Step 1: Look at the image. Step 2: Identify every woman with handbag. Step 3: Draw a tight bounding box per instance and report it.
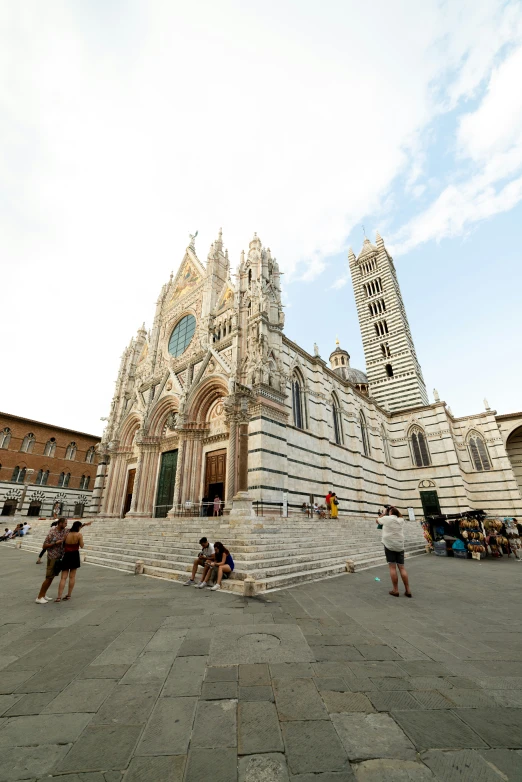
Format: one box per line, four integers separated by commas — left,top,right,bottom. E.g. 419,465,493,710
55,521,85,602
330,493,339,519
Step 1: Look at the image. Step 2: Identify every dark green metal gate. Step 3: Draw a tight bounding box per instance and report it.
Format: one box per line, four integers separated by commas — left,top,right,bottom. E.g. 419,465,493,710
155,449,178,518
420,490,441,518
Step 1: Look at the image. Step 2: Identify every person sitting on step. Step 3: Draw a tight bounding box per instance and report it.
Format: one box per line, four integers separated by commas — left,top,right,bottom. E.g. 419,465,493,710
184,537,215,586
196,541,234,591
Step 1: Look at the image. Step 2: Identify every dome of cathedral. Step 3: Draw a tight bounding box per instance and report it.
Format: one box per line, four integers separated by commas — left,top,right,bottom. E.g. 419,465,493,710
328,340,368,386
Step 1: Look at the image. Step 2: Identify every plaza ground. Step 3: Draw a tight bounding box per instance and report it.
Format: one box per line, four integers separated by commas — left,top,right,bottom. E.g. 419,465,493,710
1,546,522,781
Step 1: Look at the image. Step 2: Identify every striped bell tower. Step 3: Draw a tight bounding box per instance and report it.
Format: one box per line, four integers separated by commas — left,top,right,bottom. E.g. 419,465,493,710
348,232,428,412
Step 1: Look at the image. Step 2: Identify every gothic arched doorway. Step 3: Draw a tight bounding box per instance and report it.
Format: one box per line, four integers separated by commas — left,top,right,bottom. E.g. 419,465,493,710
506,426,522,499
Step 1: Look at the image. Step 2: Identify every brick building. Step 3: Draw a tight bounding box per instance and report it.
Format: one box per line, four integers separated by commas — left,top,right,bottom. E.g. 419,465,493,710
0,412,100,518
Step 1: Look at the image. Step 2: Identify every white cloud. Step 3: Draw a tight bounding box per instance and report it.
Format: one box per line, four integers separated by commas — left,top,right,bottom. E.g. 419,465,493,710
392,43,522,254
1,1,522,431
330,277,349,290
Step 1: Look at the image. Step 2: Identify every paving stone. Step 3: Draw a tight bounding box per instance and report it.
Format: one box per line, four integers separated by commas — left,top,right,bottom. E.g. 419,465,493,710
205,665,238,681
487,689,522,707
355,645,401,661
397,661,452,677
201,681,238,699
273,678,329,721
313,663,354,678
0,712,92,747
282,720,350,774
352,758,435,781
421,749,505,781
0,695,22,717
331,713,416,761
90,632,154,665
124,755,186,782
143,629,187,653
475,677,522,690
0,744,69,782
136,697,197,755
162,656,206,696
289,773,355,782
43,678,117,713
57,724,143,772
393,710,488,751
320,691,375,713
456,708,522,748
371,678,416,691
92,683,161,725
0,672,35,694
192,699,237,748
119,651,175,684
445,689,496,708
342,676,378,693
77,664,130,679
348,662,403,678
367,691,419,711
238,701,283,754
185,748,237,782
238,752,289,782
314,678,350,692
177,637,212,656
212,626,314,665
409,676,453,690
239,663,271,686
445,676,481,689
313,647,365,663
239,685,275,701
270,663,315,679
411,690,455,709
478,749,522,780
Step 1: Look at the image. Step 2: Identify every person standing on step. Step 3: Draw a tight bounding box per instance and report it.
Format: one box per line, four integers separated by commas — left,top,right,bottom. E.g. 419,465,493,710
330,493,339,519
196,541,234,591
213,495,222,517
184,537,215,585
377,506,412,598
325,490,333,518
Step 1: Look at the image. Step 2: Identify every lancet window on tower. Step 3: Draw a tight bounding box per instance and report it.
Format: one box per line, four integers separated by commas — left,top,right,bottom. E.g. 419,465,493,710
374,320,389,337
410,426,431,467
0,427,11,449
292,373,305,430
381,426,391,466
360,411,371,457
20,433,35,453
331,393,343,445
467,432,491,471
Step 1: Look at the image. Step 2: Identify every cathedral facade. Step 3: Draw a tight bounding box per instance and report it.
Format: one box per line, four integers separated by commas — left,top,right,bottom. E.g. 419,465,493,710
94,230,522,521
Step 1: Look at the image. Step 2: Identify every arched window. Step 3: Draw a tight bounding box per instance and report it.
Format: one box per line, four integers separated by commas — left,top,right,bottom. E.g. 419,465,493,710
44,438,56,457
385,364,394,378
0,427,11,449
64,472,71,487
332,394,343,445
80,475,91,490
292,374,304,430
468,432,491,471
85,446,95,464
381,425,391,466
410,426,431,467
20,433,35,453
360,411,371,457
65,442,77,460
58,472,65,487
12,466,26,483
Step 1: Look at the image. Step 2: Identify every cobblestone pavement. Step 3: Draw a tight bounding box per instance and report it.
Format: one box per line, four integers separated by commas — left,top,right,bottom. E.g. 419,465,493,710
1,546,522,782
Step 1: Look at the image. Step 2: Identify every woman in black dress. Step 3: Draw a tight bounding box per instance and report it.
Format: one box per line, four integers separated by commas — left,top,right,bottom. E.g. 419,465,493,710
55,521,84,602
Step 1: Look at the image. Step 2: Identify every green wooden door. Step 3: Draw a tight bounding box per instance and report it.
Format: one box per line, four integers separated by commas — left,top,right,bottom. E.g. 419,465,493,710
420,490,441,518
155,450,178,518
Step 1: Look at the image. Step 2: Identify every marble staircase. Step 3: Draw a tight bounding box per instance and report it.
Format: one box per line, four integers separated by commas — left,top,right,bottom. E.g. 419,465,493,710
5,515,427,593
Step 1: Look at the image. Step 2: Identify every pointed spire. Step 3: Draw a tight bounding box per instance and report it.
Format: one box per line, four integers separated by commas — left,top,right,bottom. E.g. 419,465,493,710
484,398,491,411
348,247,356,261
433,388,440,402
215,227,223,253
375,230,383,244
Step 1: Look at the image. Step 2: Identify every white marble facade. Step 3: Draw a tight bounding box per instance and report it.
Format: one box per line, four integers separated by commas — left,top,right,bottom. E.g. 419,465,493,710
96,231,522,520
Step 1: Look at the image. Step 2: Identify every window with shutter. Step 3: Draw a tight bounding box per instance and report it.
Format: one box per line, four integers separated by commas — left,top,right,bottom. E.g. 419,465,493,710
477,438,491,470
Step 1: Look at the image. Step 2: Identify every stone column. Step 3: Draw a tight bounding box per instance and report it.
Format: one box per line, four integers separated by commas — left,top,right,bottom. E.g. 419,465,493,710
229,395,254,520
168,437,186,517
226,417,237,502
126,446,145,517
237,421,249,492
88,459,108,516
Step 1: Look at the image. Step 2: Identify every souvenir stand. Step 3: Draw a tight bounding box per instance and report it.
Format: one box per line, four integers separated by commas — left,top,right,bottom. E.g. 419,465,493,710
424,510,521,560
423,510,487,560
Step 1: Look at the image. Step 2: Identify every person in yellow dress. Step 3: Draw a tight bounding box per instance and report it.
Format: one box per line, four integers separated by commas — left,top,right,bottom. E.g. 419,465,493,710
330,493,339,519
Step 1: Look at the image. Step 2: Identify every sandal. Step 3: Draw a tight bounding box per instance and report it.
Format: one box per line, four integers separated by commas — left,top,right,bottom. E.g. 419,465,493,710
389,591,399,597
54,598,62,602
63,595,71,601
404,592,413,598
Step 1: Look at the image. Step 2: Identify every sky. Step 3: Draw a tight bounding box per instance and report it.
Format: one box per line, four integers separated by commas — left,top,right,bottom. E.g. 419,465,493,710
1,0,521,436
